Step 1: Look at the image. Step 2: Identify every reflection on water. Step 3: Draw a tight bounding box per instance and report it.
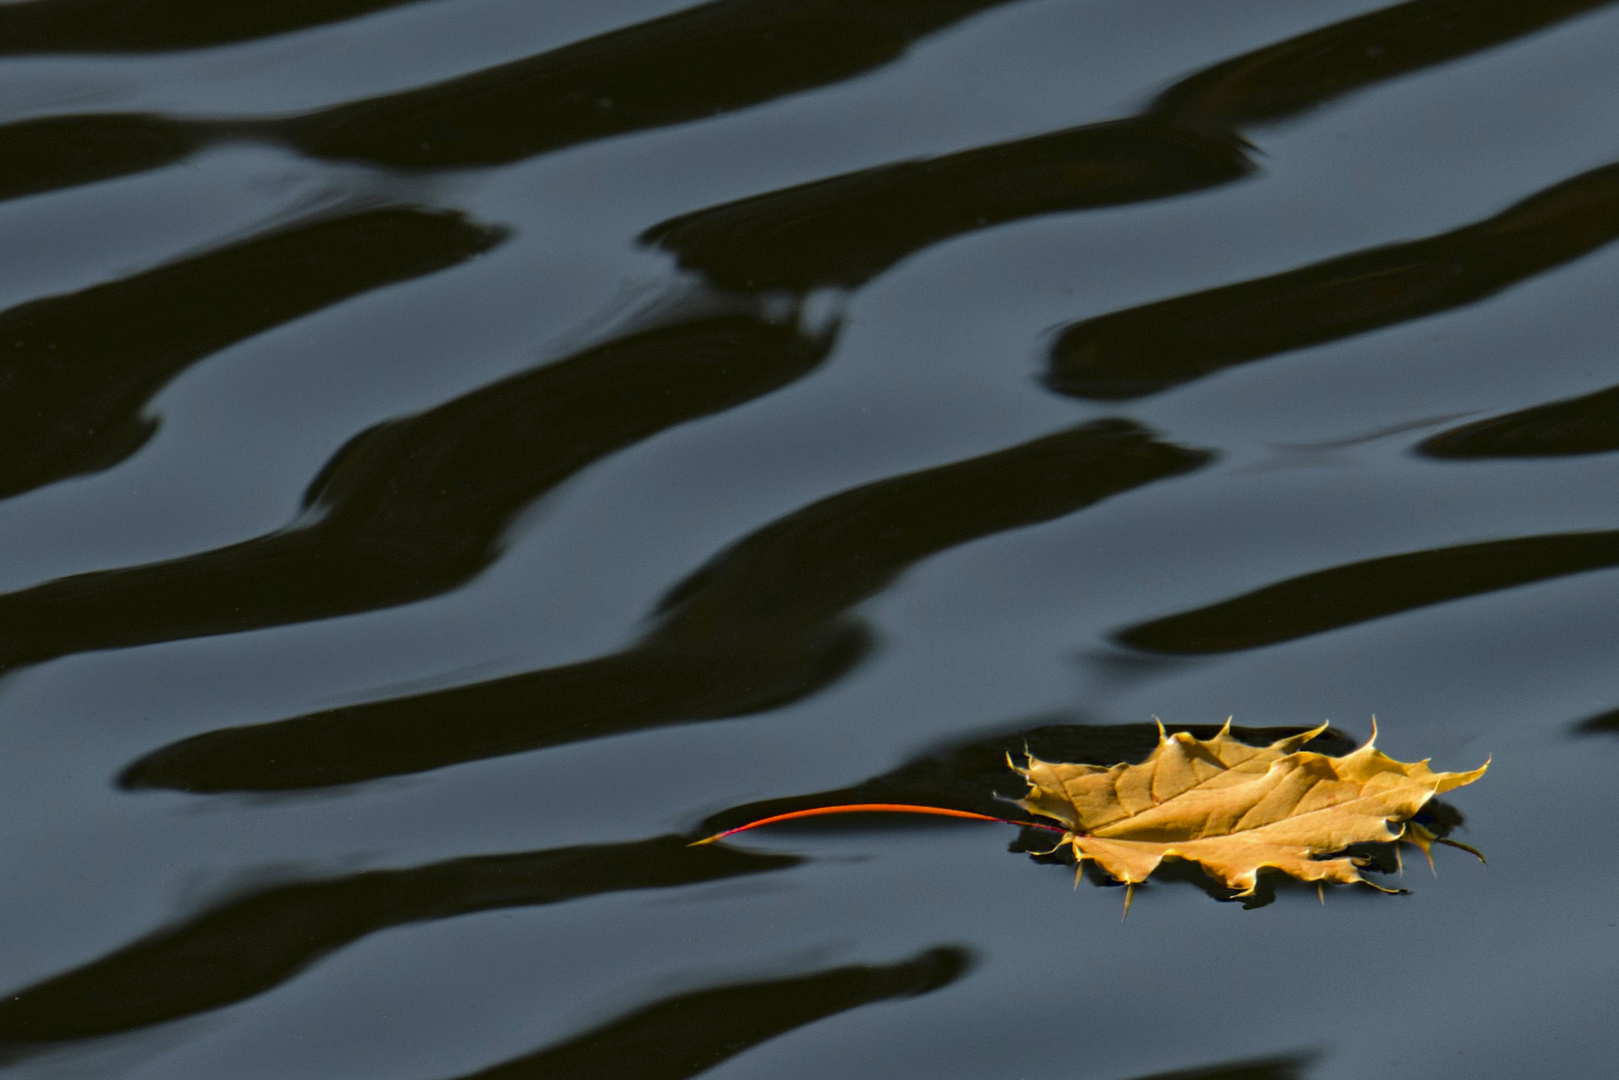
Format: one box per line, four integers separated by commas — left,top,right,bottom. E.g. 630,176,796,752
0,206,504,503
275,0,1030,169
9,0,1605,218
0,113,207,205
1117,530,1619,654
0,0,1030,204
443,946,970,1080
1048,158,1619,399
1574,706,1619,735
1149,0,1619,130
3,0,1615,1077
1128,1053,1315,1080
1418,382,1619,458
642,117,1253,292
0,314,829,670
0,0,436,55
120,419,1210,791
0,837,797,1046
646,0,1619,293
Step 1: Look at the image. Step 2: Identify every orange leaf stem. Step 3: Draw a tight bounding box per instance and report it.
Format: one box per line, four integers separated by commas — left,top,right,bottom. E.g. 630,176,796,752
690,803,1067,845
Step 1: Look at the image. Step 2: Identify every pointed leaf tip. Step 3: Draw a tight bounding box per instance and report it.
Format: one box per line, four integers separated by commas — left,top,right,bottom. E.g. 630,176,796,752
1436,836,1487,865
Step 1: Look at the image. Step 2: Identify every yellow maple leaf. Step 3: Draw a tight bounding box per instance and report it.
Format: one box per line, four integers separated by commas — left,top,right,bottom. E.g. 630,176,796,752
1014,720,1487,907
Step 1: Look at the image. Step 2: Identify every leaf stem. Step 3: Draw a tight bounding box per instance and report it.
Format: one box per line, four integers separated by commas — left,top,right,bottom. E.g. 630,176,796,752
690,803,1067,846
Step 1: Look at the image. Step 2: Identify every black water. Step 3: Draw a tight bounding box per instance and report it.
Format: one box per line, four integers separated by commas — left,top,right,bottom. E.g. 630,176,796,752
0,2,1615,1078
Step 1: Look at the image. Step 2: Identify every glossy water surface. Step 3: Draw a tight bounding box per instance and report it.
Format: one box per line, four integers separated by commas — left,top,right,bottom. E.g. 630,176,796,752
1,2,1617,1078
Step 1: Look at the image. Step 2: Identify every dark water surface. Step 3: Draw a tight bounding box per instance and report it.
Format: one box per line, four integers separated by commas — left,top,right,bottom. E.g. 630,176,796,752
1,2,1616,1077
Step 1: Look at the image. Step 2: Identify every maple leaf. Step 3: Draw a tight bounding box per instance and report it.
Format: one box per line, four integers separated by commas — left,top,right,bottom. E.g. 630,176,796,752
1014,720,1487,907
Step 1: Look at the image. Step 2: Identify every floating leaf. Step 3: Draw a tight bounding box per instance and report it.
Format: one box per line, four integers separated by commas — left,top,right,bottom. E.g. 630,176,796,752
693,720,1486,913
1015,720,1487,908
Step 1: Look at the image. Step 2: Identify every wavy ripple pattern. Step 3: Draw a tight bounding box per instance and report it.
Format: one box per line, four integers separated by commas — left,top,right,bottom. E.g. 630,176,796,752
0,3,1616,1080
